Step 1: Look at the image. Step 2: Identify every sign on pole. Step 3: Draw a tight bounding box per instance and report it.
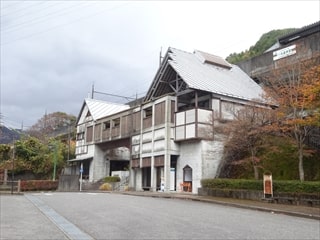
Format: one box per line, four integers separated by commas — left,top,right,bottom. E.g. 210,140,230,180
263,173,273,198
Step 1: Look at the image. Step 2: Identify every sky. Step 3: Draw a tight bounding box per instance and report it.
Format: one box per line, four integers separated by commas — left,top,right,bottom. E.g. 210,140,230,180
1,0,319,130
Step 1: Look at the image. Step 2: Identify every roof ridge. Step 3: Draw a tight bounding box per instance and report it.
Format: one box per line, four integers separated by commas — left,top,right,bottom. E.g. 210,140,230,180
85,98,128,106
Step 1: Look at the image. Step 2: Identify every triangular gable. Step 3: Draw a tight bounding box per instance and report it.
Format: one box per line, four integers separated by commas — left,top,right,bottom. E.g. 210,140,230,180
144,47,188,102
144,47,265,103
76,98,130,125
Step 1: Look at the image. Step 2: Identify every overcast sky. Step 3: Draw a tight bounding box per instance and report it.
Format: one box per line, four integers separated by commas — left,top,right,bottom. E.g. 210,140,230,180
1,0,319,130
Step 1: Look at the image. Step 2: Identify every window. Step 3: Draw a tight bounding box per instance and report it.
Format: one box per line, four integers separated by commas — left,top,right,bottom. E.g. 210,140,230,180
103,121,110,130
112,118,120,128
77,132,84,140
144,107,152,118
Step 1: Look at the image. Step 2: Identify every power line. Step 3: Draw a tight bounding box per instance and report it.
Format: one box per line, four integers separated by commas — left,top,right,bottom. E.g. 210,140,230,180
1,1,45,18
93,90,136,101
1,2,90,33
0,0,26,10
1,1,131,46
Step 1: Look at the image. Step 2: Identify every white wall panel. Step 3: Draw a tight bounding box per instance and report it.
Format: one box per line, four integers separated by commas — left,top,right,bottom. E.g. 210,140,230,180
154,128,165,140
198,109,211,123
175,126,185,140
186,124,195,138
142,132,152,142
186,109,195,123
142,142,152,153
154,140,165,151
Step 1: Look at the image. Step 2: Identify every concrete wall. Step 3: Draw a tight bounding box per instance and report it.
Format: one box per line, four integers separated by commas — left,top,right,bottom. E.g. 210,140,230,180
237,32,320,79
198,188,320,206
177,138,225,193
201,138,225,179
92,145,107,182
58,175,79,192
177,142,202,193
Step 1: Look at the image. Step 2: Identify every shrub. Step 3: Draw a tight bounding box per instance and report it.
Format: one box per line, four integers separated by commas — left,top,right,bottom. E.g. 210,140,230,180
104,176,120,183
272,180,320,193
99,183,112,191
20,180,58,191
201,178,320,193
201,178,263,191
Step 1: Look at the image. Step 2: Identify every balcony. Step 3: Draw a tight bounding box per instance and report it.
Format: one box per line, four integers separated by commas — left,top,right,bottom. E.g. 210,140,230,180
175,108,213,141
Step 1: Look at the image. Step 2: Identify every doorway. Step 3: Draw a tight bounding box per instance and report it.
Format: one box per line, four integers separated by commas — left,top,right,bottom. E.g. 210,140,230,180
183,165,192,192
142,167,151,191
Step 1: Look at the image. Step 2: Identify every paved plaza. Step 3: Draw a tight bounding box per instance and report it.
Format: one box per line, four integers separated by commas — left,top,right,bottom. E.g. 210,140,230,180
1,192,319,240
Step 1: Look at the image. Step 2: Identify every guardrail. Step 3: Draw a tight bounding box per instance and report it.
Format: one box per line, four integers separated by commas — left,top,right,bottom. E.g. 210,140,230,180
0,180,21,194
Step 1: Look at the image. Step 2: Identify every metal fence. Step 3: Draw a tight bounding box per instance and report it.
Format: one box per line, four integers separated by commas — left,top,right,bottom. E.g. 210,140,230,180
0,180,21,194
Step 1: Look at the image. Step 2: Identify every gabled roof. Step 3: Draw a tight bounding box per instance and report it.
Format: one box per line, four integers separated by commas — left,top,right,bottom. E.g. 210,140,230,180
76,98,129,125
145,47,265,102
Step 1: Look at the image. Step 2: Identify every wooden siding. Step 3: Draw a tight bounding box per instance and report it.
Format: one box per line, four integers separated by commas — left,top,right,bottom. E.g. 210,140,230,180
132,111,141,133
142,157,151,167
155,101,165,125
154,155,164,167
121,114,132,137
171,100,175,123
86,126,93,143
94,123,101,141
143,117,152,129
102,128,111,140
111,127,120,138
131,159,140,168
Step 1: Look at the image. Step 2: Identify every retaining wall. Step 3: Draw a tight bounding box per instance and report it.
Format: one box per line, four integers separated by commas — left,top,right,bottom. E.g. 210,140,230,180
198,188,320,207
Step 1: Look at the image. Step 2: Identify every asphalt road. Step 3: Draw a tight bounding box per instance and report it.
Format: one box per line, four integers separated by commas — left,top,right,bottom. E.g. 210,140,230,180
1,192,320,240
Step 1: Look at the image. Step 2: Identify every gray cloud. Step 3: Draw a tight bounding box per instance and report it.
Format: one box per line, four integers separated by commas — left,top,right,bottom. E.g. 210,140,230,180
1,1,319,129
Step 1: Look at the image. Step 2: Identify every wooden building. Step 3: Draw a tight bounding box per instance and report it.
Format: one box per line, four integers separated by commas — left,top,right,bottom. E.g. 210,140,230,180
70,47,266,193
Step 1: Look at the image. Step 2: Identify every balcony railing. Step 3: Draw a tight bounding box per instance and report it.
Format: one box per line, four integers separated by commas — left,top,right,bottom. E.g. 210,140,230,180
175,108,213,141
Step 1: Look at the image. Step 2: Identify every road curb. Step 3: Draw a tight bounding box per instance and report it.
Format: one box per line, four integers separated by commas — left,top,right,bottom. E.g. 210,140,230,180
115,191,320,221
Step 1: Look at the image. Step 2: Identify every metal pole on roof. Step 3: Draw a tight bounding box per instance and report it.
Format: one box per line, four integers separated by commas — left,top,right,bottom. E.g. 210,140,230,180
159,47,163,66
91,84,94,99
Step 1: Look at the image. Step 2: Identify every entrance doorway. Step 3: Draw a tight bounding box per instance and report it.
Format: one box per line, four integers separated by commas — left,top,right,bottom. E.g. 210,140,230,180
109,160,129,175
170,155,178,191
182,165,192,192
142,167,151,191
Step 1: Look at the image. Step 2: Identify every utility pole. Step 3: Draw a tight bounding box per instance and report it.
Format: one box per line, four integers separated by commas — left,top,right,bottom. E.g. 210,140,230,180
11,138,15,194
52,141,58,181
68,127,70,161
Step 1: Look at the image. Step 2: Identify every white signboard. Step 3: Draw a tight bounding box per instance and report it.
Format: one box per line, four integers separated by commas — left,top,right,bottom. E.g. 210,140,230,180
273,45,296,61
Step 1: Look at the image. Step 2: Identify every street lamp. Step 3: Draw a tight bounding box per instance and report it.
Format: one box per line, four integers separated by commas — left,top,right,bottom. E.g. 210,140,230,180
49,141,58,181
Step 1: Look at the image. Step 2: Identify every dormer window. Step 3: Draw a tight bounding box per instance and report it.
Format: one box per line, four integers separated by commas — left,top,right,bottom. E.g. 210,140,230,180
194,50,232,69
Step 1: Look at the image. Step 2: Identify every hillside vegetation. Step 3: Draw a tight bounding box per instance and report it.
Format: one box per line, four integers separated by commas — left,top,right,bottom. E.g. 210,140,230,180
226,28,296,64
218,136,320,181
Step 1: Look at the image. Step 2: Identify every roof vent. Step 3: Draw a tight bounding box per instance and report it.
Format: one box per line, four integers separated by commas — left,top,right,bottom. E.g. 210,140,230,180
194,50,232,69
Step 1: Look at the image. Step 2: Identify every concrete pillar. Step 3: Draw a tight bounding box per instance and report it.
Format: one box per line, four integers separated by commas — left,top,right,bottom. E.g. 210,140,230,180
93,145,107,182
4,169,8,185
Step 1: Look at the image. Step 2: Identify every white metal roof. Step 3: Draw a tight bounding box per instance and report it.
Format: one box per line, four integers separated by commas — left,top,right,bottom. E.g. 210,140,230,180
85,98,130,120
83,98,129,121
168,48,265,101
